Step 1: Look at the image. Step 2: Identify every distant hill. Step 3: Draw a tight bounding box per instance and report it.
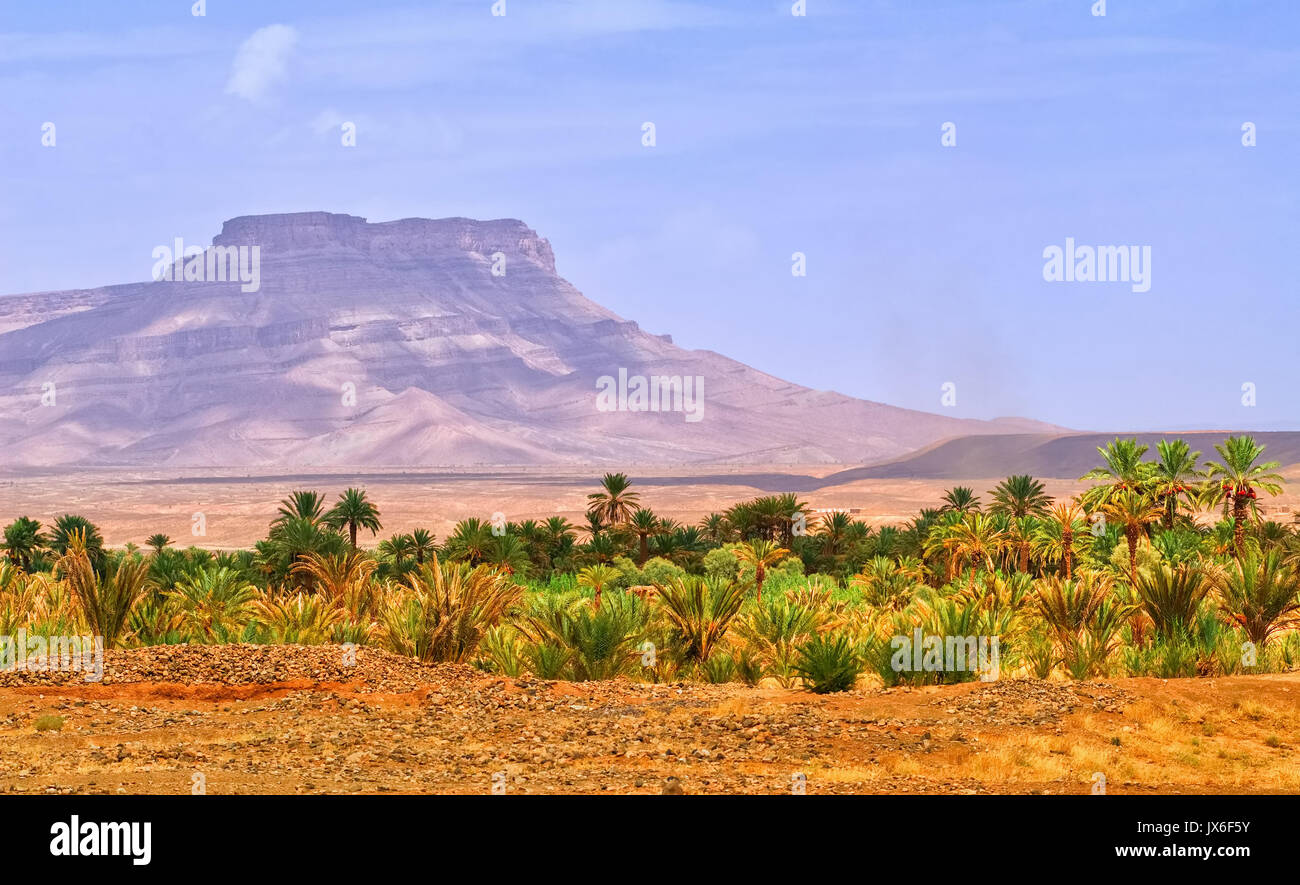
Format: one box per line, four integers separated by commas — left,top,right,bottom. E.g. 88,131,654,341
821,431,1300,483
0,211,1063,469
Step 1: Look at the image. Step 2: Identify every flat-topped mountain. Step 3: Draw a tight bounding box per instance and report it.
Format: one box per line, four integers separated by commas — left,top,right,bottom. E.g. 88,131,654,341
0,212,1061,468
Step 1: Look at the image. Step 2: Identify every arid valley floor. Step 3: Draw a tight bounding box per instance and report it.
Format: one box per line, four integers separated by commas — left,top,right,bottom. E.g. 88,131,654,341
1,645,1298,795
4,464,1298,549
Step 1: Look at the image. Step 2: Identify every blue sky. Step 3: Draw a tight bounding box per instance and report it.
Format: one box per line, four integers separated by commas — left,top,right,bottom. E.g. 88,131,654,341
2,0,1297,431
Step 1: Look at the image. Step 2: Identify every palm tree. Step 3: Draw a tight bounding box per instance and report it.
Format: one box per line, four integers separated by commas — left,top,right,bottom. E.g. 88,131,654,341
1210,551,1300,646
384,555,523,663
1080,437,1153,509
1034,502,1085,579
271,517,345,590
378,533,415,566
2,517,46,571
1006,515,1038,574
275,490,327,526
627,508,661,565
57,533,152,647
145,533,172,555
733,539,789,604
817,511,853,558
485,534,532,577
923,511,966,583
50,515,105,569
940,486,981,514
1150,439,1202,529
947,513,1004,591
1202,435,1285,558
586,473,640,527
653,575,746,666
774,493,813,546
1101,489,1163,586
699,513,730,545
170,566,258,642
443,518,494,566
325,487,382,550
577,563,622,610
409,528,437,565
988,475,1052,518
1133,563,1211,638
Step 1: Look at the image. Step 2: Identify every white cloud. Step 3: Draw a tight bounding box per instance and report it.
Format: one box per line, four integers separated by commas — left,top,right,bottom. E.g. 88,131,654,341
225,24,298,102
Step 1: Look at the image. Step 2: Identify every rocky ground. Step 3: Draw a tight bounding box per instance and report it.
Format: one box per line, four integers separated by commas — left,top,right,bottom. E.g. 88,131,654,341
0,645,1296,795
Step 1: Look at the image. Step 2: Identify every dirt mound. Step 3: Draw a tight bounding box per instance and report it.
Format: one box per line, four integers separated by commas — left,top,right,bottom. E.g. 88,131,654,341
930,679,1131,727
0,643,479,693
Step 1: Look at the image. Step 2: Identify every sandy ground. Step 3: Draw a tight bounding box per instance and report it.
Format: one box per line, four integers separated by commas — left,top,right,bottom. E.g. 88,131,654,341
1,646,1297,795
5,465,1296,549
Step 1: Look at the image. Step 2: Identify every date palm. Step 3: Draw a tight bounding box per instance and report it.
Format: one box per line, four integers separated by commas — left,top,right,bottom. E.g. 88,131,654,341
409,528,437,564
145,533,172,555
485,534,532,577
1202,435,1284,558
1151,439,1202,529
922,511,965,583
734,539,789,604
817,511,853,557
940,486,981,514
653,575,746,666
170,566,259,642
698,513,730,545
577,563,621,610
443,518,494,566
273,517,344,591
628,508,661,565
1080,437,1153,509
1210,551,1300,646
1101,490,1163,586
1033,502,1085,580
325,487,382,550
2,517,46,571
275,490,327,527
988,475,1052,518
586,472,640,527
50,514,105,566
57,533,152,647
947,513,1004,592
378,533,415,565
1006,515,1038,574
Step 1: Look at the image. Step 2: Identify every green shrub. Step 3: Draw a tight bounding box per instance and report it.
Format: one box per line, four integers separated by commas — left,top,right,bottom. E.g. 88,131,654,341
793,633,862,693
34,715,64,732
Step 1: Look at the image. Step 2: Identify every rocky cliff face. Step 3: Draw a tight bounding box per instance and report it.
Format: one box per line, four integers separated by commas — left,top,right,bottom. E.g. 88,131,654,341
0,212,1058,468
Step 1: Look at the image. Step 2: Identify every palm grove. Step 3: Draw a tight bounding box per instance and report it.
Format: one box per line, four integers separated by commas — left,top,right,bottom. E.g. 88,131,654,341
2,435,1298,692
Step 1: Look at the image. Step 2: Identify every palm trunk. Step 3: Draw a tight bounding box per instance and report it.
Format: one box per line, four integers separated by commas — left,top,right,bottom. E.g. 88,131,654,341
1018,542,1029,574
349,523,358,550
1062,528,1073,580
1232,494,1247,558
756,564,765,604
1126,526,1139,585
638,535,648,566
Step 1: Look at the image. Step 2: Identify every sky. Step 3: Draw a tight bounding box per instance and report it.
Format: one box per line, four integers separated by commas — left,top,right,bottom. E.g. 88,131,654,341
1,0,1297,432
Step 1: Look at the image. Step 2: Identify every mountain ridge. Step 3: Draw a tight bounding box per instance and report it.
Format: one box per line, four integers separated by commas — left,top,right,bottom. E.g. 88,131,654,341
0,211,1065,469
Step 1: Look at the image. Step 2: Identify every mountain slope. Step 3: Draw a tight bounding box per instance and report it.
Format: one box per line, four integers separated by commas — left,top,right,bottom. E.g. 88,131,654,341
0,212,1062,468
